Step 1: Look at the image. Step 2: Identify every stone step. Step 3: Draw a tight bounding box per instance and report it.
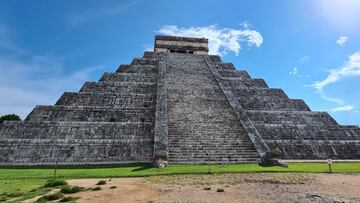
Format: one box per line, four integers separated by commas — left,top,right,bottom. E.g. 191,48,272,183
218,70,250,79
215,63,236,70
265,140,360,160
55,92,156,108
143,51,156,59
208,55,222,63
25,105,155,122
222,78,269,88
168,150,258,155
131,58,159,65
230,87,288,99
256,123,360,140
169,144,257,149
246,110,338,125
168,157,260,163
166,53,259,164
168,130,248,135
0,121,154,139
80,81,157,94
116,64,158,74
168,154,260,159
238,98,310,111
167,88,226,101
167,133,250,137
0,138,153,163
168,160,260,164
99,72,157,83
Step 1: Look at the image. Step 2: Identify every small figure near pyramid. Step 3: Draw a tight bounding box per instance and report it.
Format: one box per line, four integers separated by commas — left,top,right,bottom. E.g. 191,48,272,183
0,36,359,166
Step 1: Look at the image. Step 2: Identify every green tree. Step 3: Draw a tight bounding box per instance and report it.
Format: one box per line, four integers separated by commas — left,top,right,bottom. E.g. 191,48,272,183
0,114,21,123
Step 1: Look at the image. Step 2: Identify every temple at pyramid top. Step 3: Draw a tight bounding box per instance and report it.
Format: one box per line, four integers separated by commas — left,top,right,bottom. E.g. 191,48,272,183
154,35,209,55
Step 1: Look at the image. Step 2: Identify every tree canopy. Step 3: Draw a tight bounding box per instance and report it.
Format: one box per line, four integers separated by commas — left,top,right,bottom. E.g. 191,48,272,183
0,114,21,122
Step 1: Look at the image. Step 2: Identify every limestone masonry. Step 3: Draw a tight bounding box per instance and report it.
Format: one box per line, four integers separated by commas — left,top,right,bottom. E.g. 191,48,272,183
1,35,360,165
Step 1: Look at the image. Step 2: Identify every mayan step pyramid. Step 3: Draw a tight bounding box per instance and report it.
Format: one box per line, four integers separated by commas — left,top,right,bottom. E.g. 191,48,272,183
1,35,360,165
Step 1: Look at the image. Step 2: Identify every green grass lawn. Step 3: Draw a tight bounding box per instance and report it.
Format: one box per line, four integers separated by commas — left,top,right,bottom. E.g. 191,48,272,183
1,162,360,202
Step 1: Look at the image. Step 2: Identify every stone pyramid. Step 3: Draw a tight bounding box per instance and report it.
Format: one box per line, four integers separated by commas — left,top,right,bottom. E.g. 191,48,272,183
1,36,359,166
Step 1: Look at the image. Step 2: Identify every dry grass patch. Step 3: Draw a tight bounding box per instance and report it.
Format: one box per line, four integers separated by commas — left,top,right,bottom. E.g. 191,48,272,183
147,173,315,186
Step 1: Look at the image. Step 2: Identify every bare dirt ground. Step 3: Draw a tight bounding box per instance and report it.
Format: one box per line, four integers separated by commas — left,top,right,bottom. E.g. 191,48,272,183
64,173,360,203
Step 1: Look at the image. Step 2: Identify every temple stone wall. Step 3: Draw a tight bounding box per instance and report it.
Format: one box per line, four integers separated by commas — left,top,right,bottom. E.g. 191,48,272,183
0,57,158,165
208,58,360,160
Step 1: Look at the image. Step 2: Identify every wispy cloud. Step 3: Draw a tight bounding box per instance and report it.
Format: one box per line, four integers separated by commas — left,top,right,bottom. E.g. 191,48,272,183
307,52,360,113
309,51,360,91
0,23,106,119
336,36,348,46
289,67,310,78
289,67,298,76
318,93,343,105
332,105,354,112
299,56,310,63
157,24,263,56
142,44,153,52
0,23,27,54
67,1,137,27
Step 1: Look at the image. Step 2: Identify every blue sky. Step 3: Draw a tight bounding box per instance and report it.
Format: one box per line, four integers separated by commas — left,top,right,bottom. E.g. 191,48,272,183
0,0,360,125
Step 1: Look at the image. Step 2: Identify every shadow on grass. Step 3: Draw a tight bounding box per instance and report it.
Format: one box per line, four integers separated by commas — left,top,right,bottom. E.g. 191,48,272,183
131,164,154,172
0,163,152,169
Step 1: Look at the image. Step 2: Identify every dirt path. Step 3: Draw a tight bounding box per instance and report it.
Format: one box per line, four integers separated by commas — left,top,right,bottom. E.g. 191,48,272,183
65,173,360,203
67,178,162,203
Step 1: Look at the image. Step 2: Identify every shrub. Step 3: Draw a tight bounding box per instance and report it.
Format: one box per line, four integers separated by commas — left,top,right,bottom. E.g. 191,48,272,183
60,186,84,194
7,192,22,197
92,186,102,191
109,186,117,189
204,187,211,190
44,179,68,187
36,192,64,202
30,188,37,192
0,114,21,123
96,180,107,185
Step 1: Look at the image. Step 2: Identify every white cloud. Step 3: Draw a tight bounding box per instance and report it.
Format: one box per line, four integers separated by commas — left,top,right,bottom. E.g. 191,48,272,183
310,51,360,91
142,44,153,52
315,0,360,31
289,67,310,79
300,56,310,63
289,67,298,76
0,56,105,119
318,93,343,105
332,105,354,112
66,1,137,27
0,23,106,119
0,23,27,54
157,24,263,56
336,36,348,46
